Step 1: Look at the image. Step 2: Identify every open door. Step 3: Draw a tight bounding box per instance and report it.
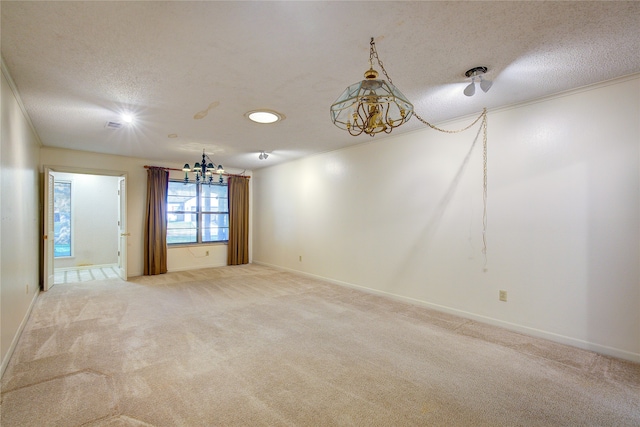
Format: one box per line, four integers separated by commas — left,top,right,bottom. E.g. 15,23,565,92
43,168,55,291
117,176,128,280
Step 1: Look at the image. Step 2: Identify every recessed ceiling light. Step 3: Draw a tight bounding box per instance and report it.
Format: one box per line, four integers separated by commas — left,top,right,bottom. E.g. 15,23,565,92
245,110,284,124
121,113,134,124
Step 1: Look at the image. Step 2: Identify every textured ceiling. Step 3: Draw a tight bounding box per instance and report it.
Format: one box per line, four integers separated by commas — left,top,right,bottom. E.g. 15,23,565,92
2,1,639,171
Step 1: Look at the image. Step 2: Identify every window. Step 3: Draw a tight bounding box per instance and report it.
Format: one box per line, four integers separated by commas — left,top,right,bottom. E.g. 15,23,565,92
54,181,72,257
167,181,228,245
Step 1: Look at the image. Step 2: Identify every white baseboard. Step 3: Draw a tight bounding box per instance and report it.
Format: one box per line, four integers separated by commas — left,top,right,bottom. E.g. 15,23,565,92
1,291,39,379
167,262,228,272
253,261,640,363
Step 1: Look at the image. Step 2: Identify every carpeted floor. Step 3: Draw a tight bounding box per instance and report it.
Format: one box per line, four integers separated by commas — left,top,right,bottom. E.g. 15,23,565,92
1,264,639,426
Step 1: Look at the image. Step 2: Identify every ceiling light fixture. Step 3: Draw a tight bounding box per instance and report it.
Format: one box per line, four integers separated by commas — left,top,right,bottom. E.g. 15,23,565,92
246,110,284,124
182,149,225,185
121,113,134,124
258,151,269,160
330,38,413,137
463,66,492,97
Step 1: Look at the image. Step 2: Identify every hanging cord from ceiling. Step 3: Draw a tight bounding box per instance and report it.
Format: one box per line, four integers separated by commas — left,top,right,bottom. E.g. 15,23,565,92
481,113,488,271
372,43,489,269
415,110,489,272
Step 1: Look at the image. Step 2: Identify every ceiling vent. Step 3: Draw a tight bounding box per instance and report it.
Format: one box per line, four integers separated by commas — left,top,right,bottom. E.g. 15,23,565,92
105,121,123,130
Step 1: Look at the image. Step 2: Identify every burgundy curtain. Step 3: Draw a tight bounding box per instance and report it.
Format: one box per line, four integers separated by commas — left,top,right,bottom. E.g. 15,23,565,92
144,167,169,275
227,176,249,265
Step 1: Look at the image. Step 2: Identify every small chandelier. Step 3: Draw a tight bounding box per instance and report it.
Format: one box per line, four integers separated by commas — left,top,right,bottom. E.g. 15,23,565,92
330,38,414,137
182,149,225,185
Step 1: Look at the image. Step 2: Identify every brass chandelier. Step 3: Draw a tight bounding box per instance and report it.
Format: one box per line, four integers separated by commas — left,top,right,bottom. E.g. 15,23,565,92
330,38,414,136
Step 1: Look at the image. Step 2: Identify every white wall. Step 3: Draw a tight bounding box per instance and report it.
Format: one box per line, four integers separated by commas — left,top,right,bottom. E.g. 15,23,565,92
40,149,251,276
253,75,640,362
1,67,41,374
52,172,119,268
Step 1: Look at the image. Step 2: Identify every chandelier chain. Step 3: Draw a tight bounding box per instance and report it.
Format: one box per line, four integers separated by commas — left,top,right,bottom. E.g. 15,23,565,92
370,37,394,85
367,38,488,268
413,109,486,134
416,107,489,270
481,112,488,271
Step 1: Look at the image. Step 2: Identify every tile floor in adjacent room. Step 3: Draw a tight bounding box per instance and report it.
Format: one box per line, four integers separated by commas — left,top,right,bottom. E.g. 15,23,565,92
54,265,120,284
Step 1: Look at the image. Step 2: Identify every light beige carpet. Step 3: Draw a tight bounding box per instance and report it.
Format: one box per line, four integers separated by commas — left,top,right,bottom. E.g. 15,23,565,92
1,264,638,426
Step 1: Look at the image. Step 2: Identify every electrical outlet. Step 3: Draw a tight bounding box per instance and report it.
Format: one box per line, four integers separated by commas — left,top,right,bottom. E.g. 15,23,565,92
205,250,210,256
299,255,302,262
499,290,507,302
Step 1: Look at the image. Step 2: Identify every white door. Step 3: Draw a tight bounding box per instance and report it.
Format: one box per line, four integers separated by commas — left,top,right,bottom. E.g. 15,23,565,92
43,168,55,291
117,177,128,280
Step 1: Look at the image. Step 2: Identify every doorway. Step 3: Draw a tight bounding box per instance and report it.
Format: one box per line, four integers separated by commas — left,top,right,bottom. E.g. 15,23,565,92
43,168,127,290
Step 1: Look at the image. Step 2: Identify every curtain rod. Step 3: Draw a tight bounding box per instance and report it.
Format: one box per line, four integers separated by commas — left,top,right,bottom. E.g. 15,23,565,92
144,165,250,179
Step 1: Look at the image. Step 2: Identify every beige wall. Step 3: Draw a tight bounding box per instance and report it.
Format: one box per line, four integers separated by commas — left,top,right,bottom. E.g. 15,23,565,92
253,75,640,362
1,68,41,374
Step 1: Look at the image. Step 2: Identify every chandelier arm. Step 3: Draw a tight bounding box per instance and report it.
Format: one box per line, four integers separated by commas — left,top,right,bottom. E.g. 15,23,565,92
386,102,405,130
384,124,393,134
204,153,221,169
384,103,395,132
347,106,365,136
355,102,370,134
348,125,364,137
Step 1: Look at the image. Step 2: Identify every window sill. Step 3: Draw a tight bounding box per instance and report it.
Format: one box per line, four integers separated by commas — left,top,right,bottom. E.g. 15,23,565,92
168,242,228,248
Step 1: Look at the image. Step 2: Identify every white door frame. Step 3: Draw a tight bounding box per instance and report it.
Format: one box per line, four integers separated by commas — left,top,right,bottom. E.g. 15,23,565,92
43,168,55,291
42,166,128,290
117,177,128,280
